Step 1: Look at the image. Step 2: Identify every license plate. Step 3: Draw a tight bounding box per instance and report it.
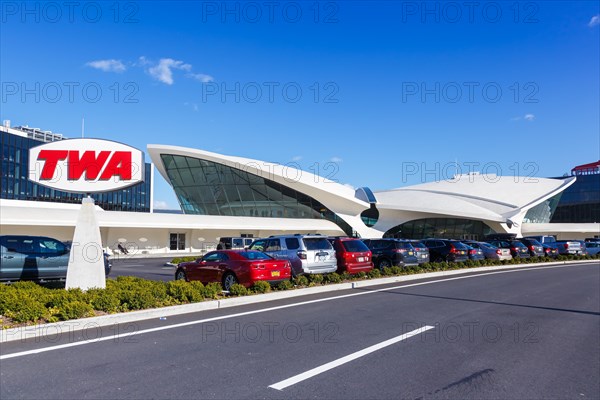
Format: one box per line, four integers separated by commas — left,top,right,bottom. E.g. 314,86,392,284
461,251,465,255
271,271,280,277
358,257,364,262
408,251,413,255
422,254,427,258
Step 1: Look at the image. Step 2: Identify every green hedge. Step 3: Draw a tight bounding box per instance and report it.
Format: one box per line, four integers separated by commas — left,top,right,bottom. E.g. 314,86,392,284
1,254,598,328
171,256,199,265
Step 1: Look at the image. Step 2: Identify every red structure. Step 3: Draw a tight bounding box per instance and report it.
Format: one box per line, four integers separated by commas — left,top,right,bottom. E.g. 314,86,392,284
571,161,600,175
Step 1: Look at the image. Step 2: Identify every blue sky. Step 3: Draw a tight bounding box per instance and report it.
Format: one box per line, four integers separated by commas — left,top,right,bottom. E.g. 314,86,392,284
1,1,599,210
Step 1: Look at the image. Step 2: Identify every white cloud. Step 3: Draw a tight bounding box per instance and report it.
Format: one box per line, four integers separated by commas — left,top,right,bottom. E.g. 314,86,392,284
148,58,192,85
86,59,126,73
92,56,213,86
136,56,151,66
330,157,343,163
291,156,303,162
511,114,536,122
589,15,600,27
188,73,214,83
153,200,170,210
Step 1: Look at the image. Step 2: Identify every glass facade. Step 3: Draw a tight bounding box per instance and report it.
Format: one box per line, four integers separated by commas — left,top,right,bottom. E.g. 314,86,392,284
161,154,354,235
551,174,600,223
383,218,496,240
523,193,563,223
1,130,152,212
360,205,379,227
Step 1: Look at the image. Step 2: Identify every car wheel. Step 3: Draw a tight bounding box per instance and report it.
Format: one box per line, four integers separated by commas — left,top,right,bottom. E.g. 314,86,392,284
378,259,391,270
434,256,444,263
222,272,238,291
175,268,187,281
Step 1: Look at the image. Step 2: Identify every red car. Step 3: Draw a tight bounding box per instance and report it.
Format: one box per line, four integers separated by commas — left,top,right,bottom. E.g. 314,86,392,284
329,237,374,274
175,250,291,290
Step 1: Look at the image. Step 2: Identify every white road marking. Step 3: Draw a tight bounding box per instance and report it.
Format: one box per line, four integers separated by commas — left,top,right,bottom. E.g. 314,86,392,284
0,263,592,360
269,325,434,391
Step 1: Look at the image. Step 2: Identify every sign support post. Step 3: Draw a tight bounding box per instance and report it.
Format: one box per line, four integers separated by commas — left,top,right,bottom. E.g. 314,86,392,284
66,195,106,290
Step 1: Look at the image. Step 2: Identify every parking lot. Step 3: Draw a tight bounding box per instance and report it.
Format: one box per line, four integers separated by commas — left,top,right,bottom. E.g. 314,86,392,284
109,256,176,282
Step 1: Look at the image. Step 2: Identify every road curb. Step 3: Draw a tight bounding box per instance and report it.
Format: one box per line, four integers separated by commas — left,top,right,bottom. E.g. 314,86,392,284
2,259,597,343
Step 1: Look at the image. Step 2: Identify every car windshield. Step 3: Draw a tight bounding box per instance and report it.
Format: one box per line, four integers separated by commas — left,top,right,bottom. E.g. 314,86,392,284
303,238,332,250
238,251,272,260
411,242,426,249
452,242,468,250
342,240,369,252
512,242,527,248
480,242,497,249
527,239,542,246
395,241,414,249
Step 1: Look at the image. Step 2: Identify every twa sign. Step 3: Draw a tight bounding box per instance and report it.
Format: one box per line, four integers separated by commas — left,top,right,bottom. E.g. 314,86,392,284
29,139,144,193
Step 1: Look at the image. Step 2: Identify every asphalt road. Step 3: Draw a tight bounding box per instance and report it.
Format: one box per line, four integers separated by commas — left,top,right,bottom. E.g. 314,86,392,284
1,262,598,399
108,256,178,281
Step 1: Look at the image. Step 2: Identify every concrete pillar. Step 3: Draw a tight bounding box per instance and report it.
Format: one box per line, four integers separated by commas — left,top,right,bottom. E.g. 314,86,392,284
66,197,106,290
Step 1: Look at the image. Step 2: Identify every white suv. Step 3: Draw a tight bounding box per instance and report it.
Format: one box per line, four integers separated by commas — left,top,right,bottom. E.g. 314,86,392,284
248,234,337,276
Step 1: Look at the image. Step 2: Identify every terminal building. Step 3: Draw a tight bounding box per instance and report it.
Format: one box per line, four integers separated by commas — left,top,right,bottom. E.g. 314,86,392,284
1,123,598,256
551,161,600,224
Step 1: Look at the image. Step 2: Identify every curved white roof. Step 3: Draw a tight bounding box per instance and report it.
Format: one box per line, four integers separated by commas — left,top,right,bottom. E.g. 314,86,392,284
147,145,370,216
375,174,575,222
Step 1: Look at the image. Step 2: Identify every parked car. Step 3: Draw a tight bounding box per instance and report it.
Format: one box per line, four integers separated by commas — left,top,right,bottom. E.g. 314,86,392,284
407,240,430,264
583,241,600,255
517,238,545,257
248,234,337,276
542,244,559,258
362,239,419,269
487,239,530,259
554,240,583,255
175,250,291,290
462,241,512,260
217,237,256,250
584,238,600,243
328,237,373,274
1,235,111,282
462,243,485,261
524,236,583,255
574,241,589,256
421,239,469,263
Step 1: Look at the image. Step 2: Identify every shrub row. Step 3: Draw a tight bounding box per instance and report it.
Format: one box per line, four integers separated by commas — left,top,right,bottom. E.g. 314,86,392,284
0,277,222,326
171,256,199,265
1,254,597,327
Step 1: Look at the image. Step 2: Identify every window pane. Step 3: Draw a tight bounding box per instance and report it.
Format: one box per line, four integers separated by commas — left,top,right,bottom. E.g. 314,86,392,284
285,238,300,250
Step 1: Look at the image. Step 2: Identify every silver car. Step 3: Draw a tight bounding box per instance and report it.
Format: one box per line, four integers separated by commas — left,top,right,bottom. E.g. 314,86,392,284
1,235,111,282
464,241,512,260
248,234,337,276
1,235,70,281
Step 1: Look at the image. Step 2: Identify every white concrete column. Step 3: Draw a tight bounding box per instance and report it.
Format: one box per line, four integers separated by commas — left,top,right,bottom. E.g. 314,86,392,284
66,197,106,290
